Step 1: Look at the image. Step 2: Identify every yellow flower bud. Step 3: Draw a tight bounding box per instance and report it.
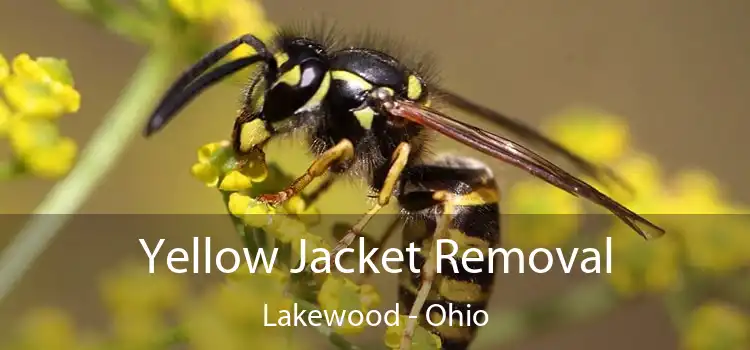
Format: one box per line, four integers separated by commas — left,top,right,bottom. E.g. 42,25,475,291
0,54,8,85
0,98,12,135
219,170,252,191
197,141,226,163
505,180,581,249
190,162,219,187
3,75,80,118
222,0,277,60
290,233,330,264
242,204,276,227
544,108,630,163
605,228,681,296
283,196,306,214
4,54,79,118
384,316,442,350
684,301,749,350
296,206,321,226
317,276,382,335
227,193,252,217
12,54,51,81
8,118,59,155
359,284,382,310
168,0,226,23
19,308,77,350
267,216,307,243
24,137,77,178
318,276,365,334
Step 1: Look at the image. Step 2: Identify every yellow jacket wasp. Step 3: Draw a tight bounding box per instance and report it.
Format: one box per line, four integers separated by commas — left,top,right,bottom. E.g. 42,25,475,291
144,26,665,350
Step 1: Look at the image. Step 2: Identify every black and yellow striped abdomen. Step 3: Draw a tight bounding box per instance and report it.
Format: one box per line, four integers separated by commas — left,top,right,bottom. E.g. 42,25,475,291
397,156,500,350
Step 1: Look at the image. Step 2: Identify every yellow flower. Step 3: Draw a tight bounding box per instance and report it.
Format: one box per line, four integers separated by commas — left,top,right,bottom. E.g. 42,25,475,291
0,54,8,85
505,180,582,249
220,0,278,59
228,265,290,286
384,316,442,350
290,232,331,267
191,141,268,189
101,264,185,316
219,170,253,191
683,301,749,350
197,141,228,162
283,196,307,215
7,118,78,178
111,311,166,349
191,162,220,186
0,98,12,135
227,192,277,227
283,195,321,226
317,276,381,335
4,54,80,118
603,153,665,208
184,279,293,350
544,108,630,164
23,136,77,178
605,226,681,296
168,0,227,23
267,215,308,243
17,308,78,350
648,170,749,273
666,170,728,214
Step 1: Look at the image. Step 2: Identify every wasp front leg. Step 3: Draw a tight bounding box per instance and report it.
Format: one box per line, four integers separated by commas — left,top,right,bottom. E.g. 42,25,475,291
256,139,355,205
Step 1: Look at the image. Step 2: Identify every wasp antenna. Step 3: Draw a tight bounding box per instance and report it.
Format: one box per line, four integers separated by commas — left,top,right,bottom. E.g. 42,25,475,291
144,56,268,136
144,34,276,137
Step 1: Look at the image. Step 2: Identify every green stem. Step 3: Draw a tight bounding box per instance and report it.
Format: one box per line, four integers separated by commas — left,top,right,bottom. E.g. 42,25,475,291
0,50,173,304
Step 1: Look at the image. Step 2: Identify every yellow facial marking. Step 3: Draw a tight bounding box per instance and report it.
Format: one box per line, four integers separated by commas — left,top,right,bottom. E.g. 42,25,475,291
331,70,373,90
353,107,376,129
275,65,301,87
274,52,290,67
298,73,331,111
239,119,270,152
407,75,423,100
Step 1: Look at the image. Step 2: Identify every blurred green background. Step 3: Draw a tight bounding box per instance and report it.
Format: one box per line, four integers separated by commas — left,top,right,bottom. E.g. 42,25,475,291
0,0,748,349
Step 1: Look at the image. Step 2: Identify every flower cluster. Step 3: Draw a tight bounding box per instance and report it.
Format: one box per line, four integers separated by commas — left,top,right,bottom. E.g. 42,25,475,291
683,301,749,350
0,53,80,179
527,108,750,349
189,139,440,348
505,108,750,295
168,0,278,55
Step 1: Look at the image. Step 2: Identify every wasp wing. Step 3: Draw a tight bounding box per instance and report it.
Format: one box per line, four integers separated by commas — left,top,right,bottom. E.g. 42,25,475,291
384,98,665,239
435,88,633,194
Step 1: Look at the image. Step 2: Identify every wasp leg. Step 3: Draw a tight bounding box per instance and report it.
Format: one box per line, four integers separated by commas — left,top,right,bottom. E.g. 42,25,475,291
354,217,403,284
258,139,354,205
330,142,411,255
401,191,455,350
302,173,340,208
